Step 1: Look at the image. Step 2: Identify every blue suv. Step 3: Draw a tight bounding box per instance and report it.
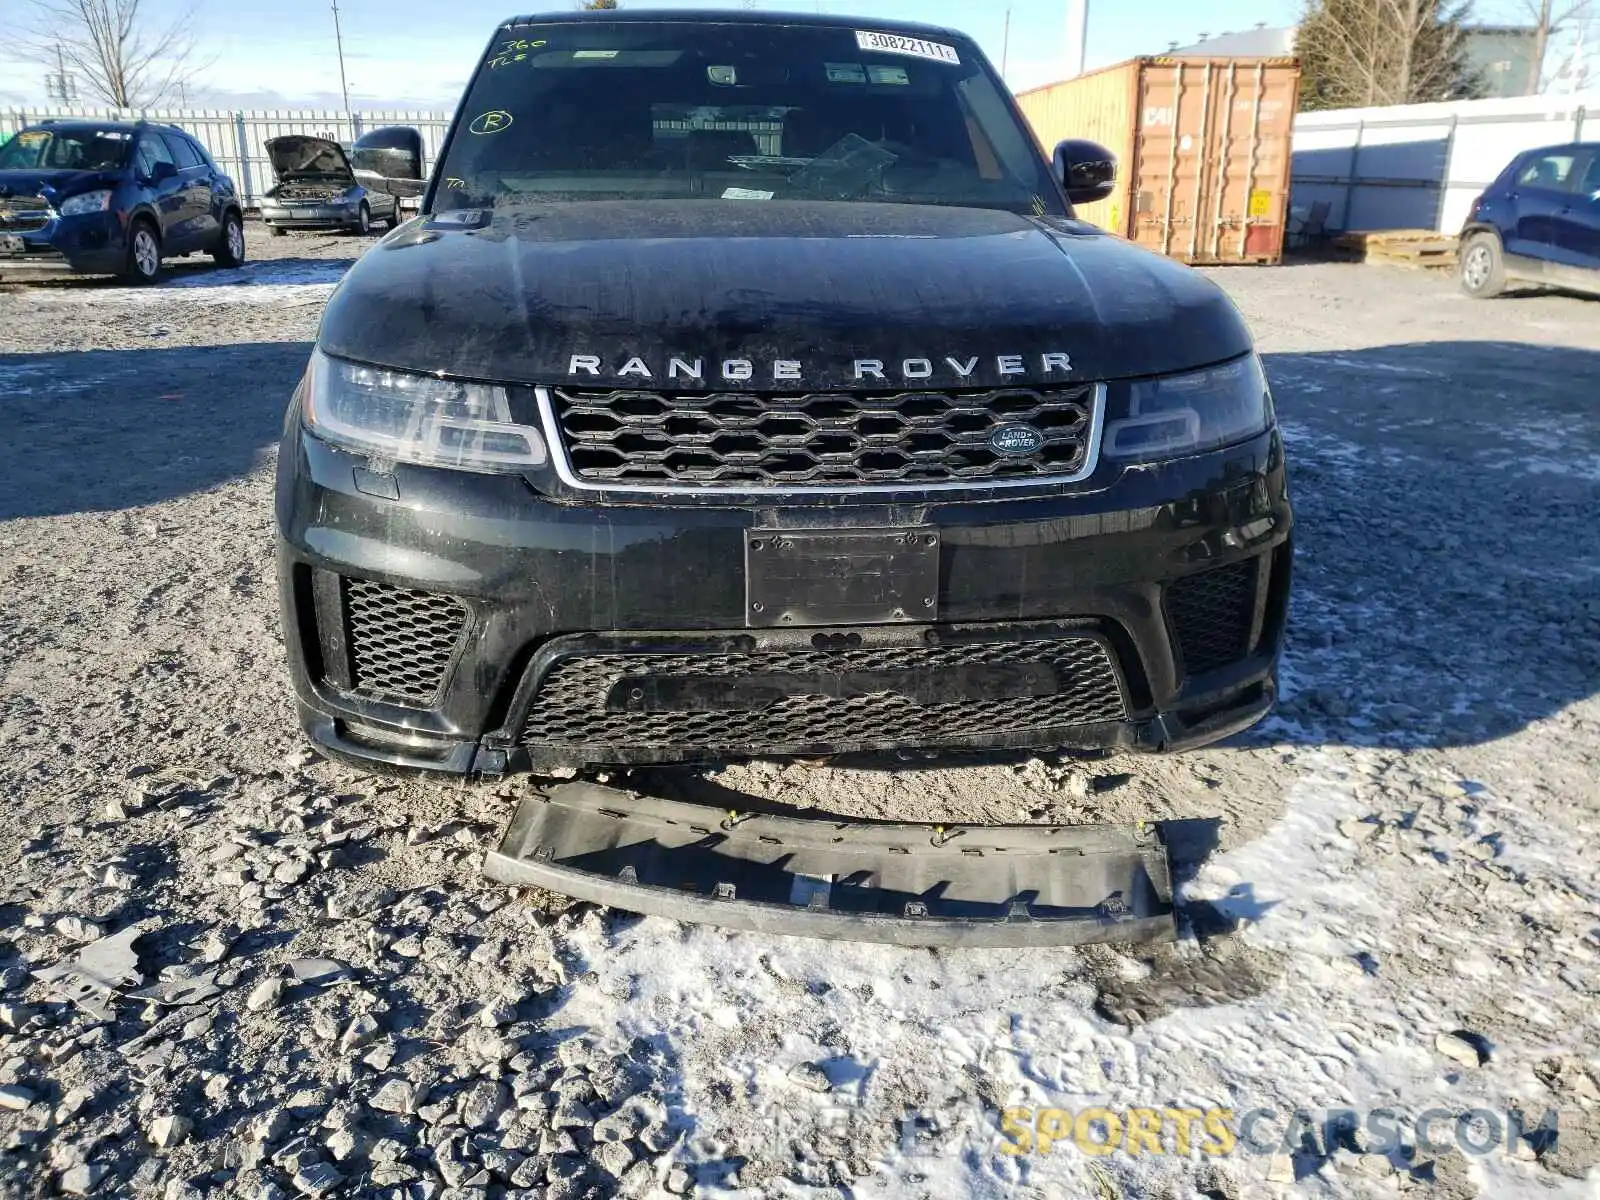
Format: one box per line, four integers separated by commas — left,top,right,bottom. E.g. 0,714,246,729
0,119,245,284
1459,141,1600,298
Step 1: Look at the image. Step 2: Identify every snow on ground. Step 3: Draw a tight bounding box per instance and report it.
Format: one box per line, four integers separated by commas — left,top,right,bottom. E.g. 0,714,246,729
0,251,1596,1199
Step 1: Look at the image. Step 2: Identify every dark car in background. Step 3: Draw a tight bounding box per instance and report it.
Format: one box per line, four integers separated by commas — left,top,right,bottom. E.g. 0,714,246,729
260,135,404,236
1459,141,1600,298
0,119,245,284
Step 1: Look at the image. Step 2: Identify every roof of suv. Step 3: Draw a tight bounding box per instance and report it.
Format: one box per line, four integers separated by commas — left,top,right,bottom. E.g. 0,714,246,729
1519,141,1600,154
30,119,192,137
499,8,966,43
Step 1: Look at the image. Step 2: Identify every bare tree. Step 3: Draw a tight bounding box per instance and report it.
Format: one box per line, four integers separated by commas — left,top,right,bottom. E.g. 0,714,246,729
25,0,207,109
1540,13,1598,89
1297,0,1484,109
1496,0,1597,92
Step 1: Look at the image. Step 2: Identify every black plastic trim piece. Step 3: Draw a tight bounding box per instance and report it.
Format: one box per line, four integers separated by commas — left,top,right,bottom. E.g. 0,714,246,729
483,783,1176,947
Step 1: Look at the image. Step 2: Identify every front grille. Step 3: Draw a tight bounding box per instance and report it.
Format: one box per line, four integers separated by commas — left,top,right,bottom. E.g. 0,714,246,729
0,199,51,232
342,579,468,703
521,634,1126,755
547,384,1098,489
1165,560,1258,675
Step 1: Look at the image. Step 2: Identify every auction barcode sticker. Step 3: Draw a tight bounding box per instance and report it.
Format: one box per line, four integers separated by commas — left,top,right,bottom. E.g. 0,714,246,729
855,30,961,64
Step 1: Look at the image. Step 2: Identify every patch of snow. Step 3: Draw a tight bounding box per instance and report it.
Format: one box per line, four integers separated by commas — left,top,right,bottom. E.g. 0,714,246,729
546,750,1594,1197
162,258,350,290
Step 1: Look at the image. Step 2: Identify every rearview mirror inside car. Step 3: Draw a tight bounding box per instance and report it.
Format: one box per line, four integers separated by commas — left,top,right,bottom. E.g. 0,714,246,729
1053,138,1116,206
351,126,427,198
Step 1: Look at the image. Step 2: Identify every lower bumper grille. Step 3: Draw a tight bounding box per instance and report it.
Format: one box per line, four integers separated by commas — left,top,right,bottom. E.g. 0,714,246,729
342,579,468,703
1165,560,1258,675
521,631,1127,756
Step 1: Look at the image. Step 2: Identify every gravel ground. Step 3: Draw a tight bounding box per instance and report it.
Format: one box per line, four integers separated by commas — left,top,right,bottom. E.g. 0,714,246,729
0,222,1597,1199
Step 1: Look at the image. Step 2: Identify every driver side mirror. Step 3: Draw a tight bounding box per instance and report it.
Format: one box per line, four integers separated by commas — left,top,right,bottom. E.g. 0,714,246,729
352,126,426,198
149,159,178,183
1053,139,1116,206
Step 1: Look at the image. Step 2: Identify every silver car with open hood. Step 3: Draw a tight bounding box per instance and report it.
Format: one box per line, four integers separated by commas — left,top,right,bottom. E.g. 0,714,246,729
260,135,403,236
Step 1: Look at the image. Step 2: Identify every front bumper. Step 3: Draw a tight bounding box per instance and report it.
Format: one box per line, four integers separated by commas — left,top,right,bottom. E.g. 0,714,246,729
276,421,1293,776
0,212,125,276
261,203,361,229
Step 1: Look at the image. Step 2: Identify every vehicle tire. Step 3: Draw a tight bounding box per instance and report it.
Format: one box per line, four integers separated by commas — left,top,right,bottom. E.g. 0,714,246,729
269,224,287,238
354,202,372,236
212,211,246,267
123,219,163,285
388,201,405,230
1458,232,1506,299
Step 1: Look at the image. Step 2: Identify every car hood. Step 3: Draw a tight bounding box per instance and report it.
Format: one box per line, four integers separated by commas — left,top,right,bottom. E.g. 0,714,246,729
266,136,355,184
0,169,121,201
317,201,1254,391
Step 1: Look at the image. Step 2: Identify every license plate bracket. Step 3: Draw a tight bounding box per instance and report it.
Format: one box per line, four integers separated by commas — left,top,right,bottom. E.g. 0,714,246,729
745,528,939,627
0,235,25,254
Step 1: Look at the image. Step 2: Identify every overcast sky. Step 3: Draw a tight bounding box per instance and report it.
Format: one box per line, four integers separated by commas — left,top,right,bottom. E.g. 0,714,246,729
2,0,1315,111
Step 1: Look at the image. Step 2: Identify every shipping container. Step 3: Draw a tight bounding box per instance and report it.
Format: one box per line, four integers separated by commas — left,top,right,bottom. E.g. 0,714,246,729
1015,56,1301,265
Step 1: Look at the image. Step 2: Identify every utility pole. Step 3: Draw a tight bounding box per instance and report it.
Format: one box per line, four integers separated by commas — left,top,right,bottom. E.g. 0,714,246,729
45,42,79,104
1065,0,1088,79
331,0,352,113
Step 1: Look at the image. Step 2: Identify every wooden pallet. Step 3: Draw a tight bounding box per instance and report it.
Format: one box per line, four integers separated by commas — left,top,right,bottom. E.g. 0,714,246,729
1331,229,1460,269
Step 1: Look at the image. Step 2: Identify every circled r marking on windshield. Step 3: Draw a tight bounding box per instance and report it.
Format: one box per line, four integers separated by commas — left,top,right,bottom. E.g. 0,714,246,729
469,111,514,135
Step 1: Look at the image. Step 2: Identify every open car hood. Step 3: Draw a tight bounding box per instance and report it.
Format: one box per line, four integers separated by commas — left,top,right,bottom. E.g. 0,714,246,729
265,135,355,183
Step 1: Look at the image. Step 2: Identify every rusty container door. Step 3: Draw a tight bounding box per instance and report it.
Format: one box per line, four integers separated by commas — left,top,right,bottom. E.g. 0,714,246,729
1013,61,1139,237
1128,57,1300,264
1016,56,1300,264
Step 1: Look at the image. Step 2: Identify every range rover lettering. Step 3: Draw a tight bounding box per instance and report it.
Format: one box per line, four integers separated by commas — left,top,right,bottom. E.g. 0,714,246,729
275,10,1294,787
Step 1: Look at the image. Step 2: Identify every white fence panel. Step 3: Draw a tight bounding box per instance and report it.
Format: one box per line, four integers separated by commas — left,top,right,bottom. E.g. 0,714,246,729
1,107,454,207
1291,92,1596,234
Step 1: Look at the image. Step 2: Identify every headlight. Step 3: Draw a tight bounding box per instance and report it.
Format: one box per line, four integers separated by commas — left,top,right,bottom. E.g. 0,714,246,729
302,349,547,472
1102,354,1273,462
58,189,114,216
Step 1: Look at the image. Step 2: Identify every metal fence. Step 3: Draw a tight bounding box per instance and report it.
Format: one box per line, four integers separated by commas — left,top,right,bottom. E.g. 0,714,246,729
0,107,454,207
1291,92,1596,234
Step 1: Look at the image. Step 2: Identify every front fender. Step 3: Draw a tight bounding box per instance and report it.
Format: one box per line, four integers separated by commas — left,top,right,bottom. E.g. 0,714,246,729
121,203,165,244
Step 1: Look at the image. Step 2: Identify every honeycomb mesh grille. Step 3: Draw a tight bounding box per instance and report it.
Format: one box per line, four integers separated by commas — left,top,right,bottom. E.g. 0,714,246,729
343,579,467,704
521,635,1126,754
549,385,1097,488
1166,560,1258,676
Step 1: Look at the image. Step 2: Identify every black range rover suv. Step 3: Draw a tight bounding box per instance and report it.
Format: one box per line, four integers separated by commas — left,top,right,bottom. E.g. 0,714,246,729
275,10,1294,779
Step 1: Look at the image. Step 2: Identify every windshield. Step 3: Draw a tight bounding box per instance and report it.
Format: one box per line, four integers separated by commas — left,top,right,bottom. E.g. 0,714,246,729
433,20,1062,216
0,127,133,172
